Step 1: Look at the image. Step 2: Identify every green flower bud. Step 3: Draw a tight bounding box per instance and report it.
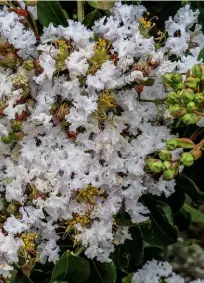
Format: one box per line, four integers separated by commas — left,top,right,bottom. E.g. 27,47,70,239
162,169,175,181
159,150,172,161
13,131,24,141
163,73,173,84
163,161,172,170
192,64,204,79
182,113,202,125
172,74,182,84
166,92,180,105
7,202,18,215
169,104,186,117
191,148,202,160
23,59,35,71
194,93,204,104
11,120,22,132
1,133,13,144
147,158,165,173
181,152,194,167
166,139,178,151
187,101,197,112
184,76,200,90
181,88,195,104
24,0,38,6
176,138,195,149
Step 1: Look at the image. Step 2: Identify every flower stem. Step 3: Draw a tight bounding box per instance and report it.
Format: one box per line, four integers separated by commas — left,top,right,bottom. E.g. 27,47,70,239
77,1,84,22
75,246,85,256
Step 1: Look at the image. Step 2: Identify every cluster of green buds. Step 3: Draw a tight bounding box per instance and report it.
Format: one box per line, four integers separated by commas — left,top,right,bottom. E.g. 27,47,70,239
163,64,204,125
145,138,204,181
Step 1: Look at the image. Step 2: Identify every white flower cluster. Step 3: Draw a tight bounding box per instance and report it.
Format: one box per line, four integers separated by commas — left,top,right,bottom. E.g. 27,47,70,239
0,2,203,278
132,260,204,283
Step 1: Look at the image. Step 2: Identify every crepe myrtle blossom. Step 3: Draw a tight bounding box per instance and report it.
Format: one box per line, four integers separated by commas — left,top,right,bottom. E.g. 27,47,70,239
0,1,203,278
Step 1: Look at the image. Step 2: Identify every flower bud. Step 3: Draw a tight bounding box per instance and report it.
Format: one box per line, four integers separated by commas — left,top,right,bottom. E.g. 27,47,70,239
162,73,173,84
181,89,195,104
24,0,38,6
163,161,172,170
187,101,197,112
166,139,178,151
11,120,22,132
23,59,35,71
184,76,200,90
1,133,13,144
13,131,24,141
191,148,202,160
162,169,175,181
166,92,179,105
181,152,194,167
192,64,204,79
147,158,165,173
169,105,186,118
176,138,195,149
194,93,204,104
7,202,18,215
182,113,201,125
172,74,182,84
159,150,172,161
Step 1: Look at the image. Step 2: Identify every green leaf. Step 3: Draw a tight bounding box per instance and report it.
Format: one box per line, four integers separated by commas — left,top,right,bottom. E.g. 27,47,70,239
114,226,143,272
183,203,204,224
87,1,115,10
86,261,116,283
198,48,204,61
141,196,178,246
51,251,90,283
14,270,34,283
37,1,68,27
82,10,102,27
122,273,134,283
176,173,204,205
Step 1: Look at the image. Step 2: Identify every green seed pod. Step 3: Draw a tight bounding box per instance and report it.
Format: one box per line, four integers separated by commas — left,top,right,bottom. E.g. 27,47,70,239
11,120,22,132
147,158,165,173
182,113,202,125
194,93,204,104
169,104,186,118
184,76,200,90
166,139,178,151
192,64,204,79
166,92,180,105
181,88,195,104
162,169,175,181
163,161,172,170
1,133,13,144
23,59,35,71
159,150,172,161
191,148,203,160
187,101,197,112
176,138,195,149
181,152,194,167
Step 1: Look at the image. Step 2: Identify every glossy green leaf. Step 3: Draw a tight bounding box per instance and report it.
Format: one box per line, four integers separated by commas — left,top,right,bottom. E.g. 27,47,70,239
176,173,204,205
183,203,204,224
37,1,68,27
87,1,115,10
51,251,90,283
86,261,117,283
198,48,204,61
14,270,33,283
83,10,102,27
114,226,143,272
141,196,178,246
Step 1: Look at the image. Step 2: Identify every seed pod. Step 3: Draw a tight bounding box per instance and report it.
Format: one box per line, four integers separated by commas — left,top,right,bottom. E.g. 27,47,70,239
184,76,200,90
169,105,186,117
147,158,165,173
163,161,172,170
181,88,195,104
166,139,178,151
182,113,202,125
11,120,22,132
194,93,204,104
13,131,24,141
166,91,180,105
191,148,203,160
192,64,204,79
163,73,173,84
159,150,172,161
162,169,175,181
23,59,35,71
181,152,194,167
176,138,195,149
172,74,182,84
187,101,197,112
